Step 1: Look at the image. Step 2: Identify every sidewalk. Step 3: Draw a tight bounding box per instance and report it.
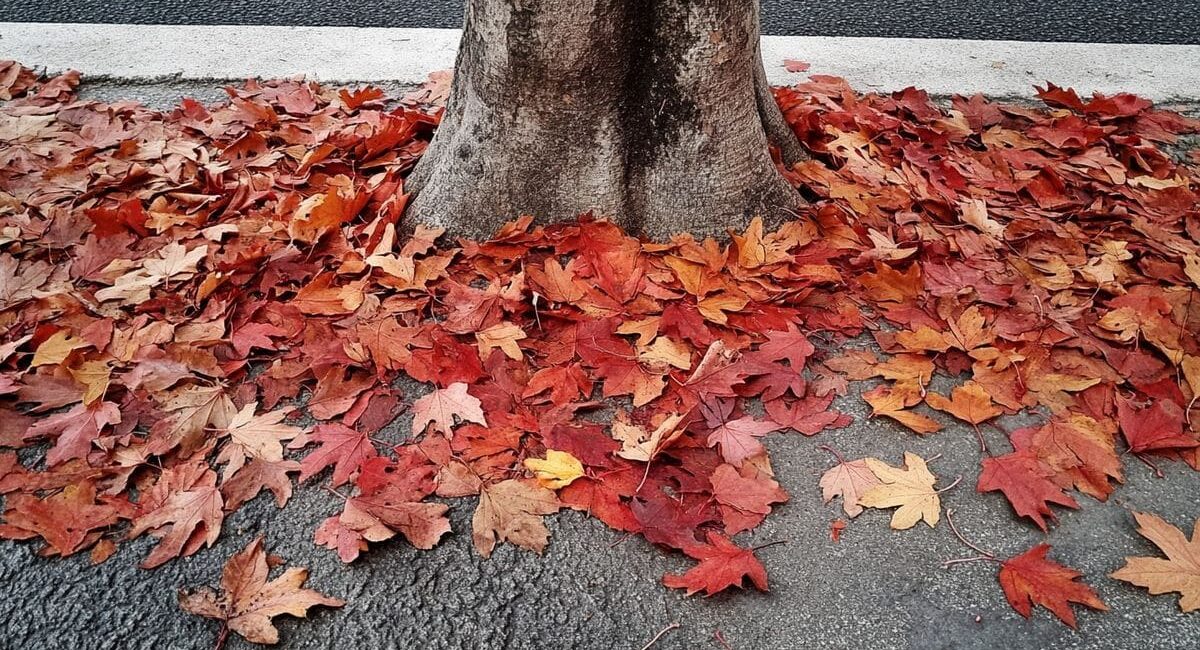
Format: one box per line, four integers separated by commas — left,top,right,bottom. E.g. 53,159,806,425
3,22,1200,98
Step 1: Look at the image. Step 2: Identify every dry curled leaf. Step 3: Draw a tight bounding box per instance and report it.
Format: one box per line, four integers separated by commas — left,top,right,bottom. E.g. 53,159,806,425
179,535,343,645
472,479,561,558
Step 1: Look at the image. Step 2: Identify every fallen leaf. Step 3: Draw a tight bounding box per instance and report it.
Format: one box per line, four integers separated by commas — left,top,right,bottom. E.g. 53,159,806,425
819,457,882,518
663,531,769,596
179,535,343,644
999,543,1106,628
411,382,487,437
523,450,585,490
472,479,560,558
1110,511,1200,613
859,452,944,529
977,451,1078,531
925,381,1003,425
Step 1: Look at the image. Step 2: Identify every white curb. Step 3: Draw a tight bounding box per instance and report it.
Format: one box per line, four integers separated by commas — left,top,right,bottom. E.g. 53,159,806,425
2,23,1198,100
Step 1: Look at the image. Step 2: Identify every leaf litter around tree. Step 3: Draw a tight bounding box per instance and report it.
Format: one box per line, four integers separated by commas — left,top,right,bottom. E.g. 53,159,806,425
1,59,1199,645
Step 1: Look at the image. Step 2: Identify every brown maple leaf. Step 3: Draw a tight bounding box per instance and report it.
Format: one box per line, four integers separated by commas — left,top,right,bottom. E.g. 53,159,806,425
220,458,300,512
179,535,343,645
128,474,224,569
0,480,121,556
1111,511,1200,612
471,478,560,558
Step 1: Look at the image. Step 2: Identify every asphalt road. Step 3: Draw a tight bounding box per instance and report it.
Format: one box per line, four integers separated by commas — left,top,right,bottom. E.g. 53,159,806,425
2,0,1198,44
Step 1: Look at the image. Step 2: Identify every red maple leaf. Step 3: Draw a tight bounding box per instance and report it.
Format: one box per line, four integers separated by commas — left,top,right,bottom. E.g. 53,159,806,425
999,544,1107,628
294,423,378,487
85,198,148,238
1116,397,1198,454
977,450,1078,531
0,480,123,556
764,393,849,435
710,464,788,535
706,416,781,466
23,401,121,466
663,531,769,596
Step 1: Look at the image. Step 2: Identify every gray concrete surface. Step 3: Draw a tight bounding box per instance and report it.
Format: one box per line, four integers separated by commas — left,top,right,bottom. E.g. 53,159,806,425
1,0,1198,44
6,24,1200,101
2,82,1200,650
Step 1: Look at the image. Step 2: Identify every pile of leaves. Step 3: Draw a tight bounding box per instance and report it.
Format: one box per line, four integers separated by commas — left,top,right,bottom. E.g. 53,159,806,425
1,59,1199,642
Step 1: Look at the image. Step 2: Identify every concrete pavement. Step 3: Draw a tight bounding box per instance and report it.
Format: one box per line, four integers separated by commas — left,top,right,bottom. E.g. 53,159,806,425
3,23,1200,100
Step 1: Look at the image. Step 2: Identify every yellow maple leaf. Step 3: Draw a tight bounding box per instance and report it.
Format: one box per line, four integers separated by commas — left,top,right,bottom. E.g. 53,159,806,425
472,479,560,558
1110,512,1200,612
31,330,90,367
858,452,945,529
523,450,584,490
475,321,526,360
69,359,112,404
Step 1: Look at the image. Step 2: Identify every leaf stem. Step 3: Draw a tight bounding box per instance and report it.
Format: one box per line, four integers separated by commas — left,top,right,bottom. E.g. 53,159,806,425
818,444,846,465
944,508,995,559
213,623,230,650
322,485,350,501
639,621,681,650
942,554,1002,568
636,458,653,494
972,423,989,455
935,475,963,494
1132,452,1165,478
750,539,789,553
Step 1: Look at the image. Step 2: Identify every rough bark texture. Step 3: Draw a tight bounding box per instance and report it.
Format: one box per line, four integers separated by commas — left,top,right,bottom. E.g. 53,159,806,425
407,0,805,238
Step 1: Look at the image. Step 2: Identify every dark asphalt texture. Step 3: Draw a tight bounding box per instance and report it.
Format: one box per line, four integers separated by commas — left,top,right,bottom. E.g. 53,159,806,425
2,0,1199,45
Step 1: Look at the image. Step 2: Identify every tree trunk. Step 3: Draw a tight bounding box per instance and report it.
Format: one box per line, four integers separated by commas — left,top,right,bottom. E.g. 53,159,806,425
406,0,805,239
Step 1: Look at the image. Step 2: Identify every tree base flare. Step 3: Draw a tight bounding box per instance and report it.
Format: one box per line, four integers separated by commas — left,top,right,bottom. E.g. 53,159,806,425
405,0,806,238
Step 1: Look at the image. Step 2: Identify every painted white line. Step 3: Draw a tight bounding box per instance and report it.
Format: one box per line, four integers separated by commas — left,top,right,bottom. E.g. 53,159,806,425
2,23,1198,99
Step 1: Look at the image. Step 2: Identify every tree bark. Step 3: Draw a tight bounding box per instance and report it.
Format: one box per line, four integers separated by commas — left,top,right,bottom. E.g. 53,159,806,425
406,0,805,239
